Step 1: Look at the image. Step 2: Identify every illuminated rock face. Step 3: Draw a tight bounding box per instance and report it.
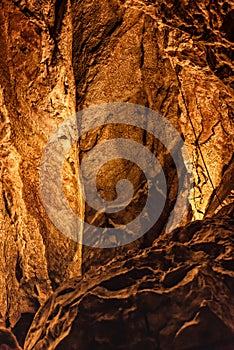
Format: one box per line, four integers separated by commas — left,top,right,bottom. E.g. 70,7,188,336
0,0,233,347
71,0,233,270
72,0,233,218
0,0,82,328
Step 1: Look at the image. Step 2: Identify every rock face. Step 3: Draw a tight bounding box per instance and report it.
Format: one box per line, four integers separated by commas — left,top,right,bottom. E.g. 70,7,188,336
24,203,234,350
0,0,233,348
0,0,83,329
72,0,234,217
71,0,234,271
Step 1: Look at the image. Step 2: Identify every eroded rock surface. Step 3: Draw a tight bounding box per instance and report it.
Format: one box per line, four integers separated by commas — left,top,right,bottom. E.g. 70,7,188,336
0,0,83,328
24,204,234,350
71,0,234,271
0,0,233,347
72,0,234,218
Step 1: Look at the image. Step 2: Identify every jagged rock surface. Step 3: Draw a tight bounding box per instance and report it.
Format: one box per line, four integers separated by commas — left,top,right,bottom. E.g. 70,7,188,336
24,204,234,350
0,0,83,329
72,0,234,218
71,0,234,271
0,0,233,347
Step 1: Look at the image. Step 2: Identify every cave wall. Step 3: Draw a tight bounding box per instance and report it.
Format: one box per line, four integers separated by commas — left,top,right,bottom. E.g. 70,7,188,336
24,203,234,350
72,0,233,218
71,0,233,270
0,0,233,341
0,0,83,328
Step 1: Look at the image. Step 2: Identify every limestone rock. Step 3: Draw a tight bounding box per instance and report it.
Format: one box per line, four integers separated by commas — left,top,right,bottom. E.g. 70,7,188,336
0,0,82,328
0,0,233,347
70,0,234,271
24,204,234,349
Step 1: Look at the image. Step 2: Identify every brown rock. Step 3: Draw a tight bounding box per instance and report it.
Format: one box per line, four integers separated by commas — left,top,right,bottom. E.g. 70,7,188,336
0,0,82,328
0,0,233,347
24,204,234,350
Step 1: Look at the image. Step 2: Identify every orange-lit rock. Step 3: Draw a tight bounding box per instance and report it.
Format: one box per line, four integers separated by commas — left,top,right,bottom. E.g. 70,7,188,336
0,0,233,348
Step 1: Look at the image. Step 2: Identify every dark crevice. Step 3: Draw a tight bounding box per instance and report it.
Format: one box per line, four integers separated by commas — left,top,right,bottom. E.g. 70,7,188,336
49,0,68,66
15,254,23,283
221,10,234,42
2,189,12,218
13,313,34,348
52,0,68,39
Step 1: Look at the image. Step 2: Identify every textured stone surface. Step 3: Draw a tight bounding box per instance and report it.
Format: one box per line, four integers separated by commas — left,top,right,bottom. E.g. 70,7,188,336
0,0,233,348
71,0,234,271
24,203,234,350
0,0,83,328
72,0,234,218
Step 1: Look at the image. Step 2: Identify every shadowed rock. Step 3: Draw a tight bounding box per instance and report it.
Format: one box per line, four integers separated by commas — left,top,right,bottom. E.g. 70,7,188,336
24,204,234,349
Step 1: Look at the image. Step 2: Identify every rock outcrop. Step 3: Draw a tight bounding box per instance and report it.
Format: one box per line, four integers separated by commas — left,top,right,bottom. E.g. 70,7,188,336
71,0,234,271
0,0,83,329
0,0,233,348
24,203,234,349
